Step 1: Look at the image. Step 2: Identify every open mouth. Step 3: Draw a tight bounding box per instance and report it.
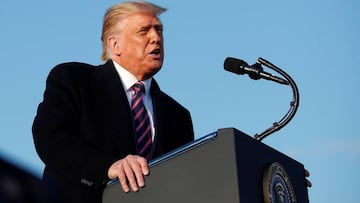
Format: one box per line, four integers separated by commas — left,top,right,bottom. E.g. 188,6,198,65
150,48,161,56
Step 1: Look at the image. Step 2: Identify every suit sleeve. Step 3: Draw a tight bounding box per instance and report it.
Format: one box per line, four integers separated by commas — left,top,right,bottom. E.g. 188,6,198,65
32,64,115,191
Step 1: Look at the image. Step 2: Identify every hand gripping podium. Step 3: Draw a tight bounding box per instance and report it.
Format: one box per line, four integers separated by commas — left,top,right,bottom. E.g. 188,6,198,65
103,128,309,203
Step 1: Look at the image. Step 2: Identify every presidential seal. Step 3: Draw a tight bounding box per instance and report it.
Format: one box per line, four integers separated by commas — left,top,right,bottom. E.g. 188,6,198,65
263,162,297,203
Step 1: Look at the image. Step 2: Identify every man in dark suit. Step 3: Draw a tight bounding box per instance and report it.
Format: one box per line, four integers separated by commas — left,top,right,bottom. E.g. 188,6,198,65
32,1,194,203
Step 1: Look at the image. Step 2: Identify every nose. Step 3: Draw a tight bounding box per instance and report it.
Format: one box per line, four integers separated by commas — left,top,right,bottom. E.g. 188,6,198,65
150,28,162,44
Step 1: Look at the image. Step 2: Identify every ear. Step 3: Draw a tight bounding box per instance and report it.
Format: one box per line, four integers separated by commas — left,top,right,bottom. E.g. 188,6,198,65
107,36,121,56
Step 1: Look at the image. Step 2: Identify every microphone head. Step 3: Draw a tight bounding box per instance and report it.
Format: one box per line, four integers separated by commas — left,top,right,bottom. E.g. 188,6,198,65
224,57,249,75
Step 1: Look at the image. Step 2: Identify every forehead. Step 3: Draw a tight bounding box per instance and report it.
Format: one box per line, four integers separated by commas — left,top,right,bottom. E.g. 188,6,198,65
122,12,162,27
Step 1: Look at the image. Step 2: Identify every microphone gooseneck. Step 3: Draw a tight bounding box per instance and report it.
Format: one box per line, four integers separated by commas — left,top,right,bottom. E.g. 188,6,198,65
224,56,300,141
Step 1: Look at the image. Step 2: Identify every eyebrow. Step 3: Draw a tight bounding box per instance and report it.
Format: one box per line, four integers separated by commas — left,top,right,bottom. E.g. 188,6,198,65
138,21,163,28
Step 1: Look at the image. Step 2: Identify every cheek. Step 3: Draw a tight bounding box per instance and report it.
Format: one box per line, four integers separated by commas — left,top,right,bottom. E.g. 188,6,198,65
122,39,147,56
121,46,145,62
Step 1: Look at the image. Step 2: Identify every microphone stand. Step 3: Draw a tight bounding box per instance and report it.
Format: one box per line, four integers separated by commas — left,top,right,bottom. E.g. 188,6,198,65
253,57,300,141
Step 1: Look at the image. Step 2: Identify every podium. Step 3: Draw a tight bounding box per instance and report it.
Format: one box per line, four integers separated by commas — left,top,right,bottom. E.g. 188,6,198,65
103,128,309,203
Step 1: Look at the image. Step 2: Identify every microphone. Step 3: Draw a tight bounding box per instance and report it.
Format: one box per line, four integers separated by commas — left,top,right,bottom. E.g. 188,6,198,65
224,57,289,85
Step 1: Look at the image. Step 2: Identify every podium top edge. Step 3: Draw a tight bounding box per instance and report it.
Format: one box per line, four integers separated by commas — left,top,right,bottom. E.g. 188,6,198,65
149,131,217,167
106,131,218,186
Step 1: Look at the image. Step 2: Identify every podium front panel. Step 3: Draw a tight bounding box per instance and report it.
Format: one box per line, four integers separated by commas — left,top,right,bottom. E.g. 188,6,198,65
103,128,309,203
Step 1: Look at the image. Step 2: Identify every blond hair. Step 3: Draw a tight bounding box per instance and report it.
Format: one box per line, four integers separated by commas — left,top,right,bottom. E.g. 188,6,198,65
100,1,167,62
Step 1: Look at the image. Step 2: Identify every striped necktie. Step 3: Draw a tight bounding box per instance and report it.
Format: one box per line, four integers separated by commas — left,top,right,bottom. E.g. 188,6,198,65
130,81,152,160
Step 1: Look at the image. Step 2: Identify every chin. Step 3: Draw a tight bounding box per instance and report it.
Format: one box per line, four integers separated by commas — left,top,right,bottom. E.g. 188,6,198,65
146,66,162,78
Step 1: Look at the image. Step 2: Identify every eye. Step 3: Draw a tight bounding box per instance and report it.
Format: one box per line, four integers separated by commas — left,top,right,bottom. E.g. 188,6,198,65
138,26,149,34
155,26,163,34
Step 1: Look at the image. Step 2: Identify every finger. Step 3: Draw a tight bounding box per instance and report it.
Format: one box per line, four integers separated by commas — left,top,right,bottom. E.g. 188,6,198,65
118,169,130,193
107,162,119,180
133,165,145,188
124,162,139,192
131,156,148,188
114,160,131,193
304,169,310,177
138,157,149,176
306,179,312,187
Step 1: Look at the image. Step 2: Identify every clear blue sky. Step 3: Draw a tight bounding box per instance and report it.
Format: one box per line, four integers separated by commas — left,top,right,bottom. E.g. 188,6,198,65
1,0,359,202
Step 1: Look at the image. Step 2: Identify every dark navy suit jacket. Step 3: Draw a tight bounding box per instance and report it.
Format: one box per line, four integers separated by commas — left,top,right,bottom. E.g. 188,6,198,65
32,60,194,203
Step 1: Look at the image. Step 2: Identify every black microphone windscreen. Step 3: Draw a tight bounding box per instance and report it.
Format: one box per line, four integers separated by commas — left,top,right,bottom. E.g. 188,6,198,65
224,57,248,75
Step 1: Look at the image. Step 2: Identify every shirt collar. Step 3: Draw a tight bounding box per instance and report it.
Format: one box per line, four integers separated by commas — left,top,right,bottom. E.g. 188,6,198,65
112,61,152,95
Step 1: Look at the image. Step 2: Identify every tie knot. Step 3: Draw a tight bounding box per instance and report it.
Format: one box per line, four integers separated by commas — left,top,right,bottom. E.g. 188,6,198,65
132,81,145,94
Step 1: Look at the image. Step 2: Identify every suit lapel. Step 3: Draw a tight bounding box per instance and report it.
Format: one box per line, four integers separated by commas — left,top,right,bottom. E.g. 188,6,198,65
150,80,169,157
91,60,136,150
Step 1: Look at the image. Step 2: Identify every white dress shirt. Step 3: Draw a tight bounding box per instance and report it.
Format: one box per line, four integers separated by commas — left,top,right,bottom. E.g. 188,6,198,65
112,61,155,140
